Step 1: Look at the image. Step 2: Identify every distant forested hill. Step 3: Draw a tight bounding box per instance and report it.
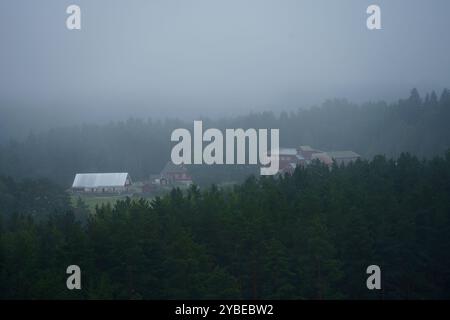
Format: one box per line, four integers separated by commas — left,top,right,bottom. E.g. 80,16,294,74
0,89,449,186
1,152,449,299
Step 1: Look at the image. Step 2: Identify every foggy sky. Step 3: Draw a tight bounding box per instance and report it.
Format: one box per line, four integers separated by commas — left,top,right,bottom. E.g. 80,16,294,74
1,0,450,117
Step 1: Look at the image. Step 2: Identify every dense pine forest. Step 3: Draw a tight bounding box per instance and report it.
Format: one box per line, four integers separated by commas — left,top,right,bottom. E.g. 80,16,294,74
1,152,449,299
1,89,450,186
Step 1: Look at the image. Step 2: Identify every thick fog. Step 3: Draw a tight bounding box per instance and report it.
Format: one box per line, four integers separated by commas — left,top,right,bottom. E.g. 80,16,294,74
1,0,450,138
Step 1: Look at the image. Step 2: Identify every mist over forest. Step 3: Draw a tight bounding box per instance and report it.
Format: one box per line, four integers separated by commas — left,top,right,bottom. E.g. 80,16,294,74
1,0,450,302
1,88,449,187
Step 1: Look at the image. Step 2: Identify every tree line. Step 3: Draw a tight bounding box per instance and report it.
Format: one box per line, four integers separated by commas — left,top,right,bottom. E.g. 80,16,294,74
1,151,449,299
0,88,449,186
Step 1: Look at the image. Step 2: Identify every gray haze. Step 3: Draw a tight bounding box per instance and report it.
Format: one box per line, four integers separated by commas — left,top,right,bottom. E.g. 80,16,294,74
1,0,450,134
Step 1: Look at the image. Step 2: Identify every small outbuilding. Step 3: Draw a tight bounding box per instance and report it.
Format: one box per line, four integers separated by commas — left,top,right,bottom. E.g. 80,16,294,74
327,151,361,165
158,161,193,186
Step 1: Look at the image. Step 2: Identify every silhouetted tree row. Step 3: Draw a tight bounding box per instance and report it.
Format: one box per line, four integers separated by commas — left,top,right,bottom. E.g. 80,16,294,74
0,89,449,186
1,152,449,299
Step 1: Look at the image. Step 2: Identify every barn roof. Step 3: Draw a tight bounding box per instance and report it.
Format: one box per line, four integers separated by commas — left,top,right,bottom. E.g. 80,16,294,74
273,148,298,155
72,173,131,188
299,145,318,152
327,151,360,159
262,149,305,160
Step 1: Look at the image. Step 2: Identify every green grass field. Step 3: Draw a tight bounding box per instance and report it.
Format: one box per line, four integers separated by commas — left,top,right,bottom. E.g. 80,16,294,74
71,194,154,212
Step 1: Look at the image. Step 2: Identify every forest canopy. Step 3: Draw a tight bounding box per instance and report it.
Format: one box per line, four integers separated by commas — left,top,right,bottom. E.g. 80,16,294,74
1,151,449,299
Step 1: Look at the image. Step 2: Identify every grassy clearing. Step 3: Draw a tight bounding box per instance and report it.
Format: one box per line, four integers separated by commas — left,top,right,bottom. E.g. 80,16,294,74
70,194,154,212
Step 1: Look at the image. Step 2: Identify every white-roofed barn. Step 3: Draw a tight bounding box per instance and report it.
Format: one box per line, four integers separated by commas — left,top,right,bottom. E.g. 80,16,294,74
71,172,132,194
